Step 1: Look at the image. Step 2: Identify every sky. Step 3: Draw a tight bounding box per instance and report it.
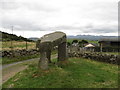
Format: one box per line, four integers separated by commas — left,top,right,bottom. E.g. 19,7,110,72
0,0,119,38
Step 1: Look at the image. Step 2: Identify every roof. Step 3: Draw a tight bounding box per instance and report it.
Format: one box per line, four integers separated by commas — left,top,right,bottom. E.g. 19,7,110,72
99,38,120,42
85,43,95,47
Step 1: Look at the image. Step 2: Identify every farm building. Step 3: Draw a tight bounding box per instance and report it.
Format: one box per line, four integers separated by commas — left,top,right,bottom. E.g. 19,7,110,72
84,43,97,48
98,38,120,52
98,38,120,47
84,43,98,52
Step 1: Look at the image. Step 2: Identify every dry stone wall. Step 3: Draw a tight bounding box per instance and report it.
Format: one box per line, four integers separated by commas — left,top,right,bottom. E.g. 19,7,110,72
68,52,119,65
1,49,39,58
67,46,119,65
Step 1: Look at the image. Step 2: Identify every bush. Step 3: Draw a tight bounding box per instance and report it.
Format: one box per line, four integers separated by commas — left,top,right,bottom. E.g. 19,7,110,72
81,40,88,44
72,40,78,44
67,42,71,47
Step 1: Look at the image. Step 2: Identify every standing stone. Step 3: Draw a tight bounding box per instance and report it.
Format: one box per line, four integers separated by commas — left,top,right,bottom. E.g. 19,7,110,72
58,42,67,61
46,49,51,63
39,52,49,70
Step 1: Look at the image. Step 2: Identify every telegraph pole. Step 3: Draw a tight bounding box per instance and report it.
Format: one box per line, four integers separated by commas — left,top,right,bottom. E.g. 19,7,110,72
26,39,28,50
100,43,102,52
23,31,27,50
11,26,13,50
10,26,14,57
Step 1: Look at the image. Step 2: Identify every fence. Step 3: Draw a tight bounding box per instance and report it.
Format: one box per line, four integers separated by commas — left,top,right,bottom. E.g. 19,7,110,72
1,41,36,51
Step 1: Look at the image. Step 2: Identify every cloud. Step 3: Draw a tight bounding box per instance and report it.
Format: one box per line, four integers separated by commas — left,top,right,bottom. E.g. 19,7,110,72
0,0,20,10
0,0,118,37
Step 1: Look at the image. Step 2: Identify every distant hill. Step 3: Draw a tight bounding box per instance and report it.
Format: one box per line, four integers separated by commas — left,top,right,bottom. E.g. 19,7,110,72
0,31,33,42
67,35,119,41
28,37,39,41
1,30,118,42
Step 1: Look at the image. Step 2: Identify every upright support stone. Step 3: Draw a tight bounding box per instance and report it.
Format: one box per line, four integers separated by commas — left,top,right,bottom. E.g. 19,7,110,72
58,42,67,61
46,49,51,63
39,51,49,70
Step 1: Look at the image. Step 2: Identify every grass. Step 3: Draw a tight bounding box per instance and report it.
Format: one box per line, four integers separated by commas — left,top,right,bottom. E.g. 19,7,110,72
100,52,120,55
84,51,120,55
67,38,77,43
3,57,118,88
2,54,40,64
67,38,98,44
1,41,36,50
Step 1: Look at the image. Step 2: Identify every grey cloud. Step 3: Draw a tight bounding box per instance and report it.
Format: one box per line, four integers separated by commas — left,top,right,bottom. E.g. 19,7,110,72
53,24,93,30
24,3,58,12
2,19,55,31
0,0,21,10
0,1,58,12
2,17,117,34
2,20,38,30
54,24,117,34
83,26,117,34
85,24,93,29
54,26,82,30
0,0,117,36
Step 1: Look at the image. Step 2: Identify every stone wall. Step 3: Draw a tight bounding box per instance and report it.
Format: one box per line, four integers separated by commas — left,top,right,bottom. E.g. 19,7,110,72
93,46,120,52
68,52,119,65
1,49,39,58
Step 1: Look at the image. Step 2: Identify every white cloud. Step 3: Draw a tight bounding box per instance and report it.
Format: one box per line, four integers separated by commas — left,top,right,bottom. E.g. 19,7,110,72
0,0,118,37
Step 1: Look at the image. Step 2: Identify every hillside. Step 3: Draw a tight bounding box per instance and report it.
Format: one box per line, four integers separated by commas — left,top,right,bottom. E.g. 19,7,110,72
67,35,119,40
0,31,33,42
28,37,39,41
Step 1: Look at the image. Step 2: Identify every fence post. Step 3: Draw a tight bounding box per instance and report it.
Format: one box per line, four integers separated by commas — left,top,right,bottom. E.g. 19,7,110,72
26,40,27,50
100,43,102,52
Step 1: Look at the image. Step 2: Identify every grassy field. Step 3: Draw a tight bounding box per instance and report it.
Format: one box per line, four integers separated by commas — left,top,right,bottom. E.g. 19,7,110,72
1,41,36,50
0,39,99,51
67,38,98,44
3,57,118,88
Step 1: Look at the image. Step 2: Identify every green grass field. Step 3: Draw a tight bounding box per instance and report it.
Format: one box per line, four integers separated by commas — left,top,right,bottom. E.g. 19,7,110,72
1,41,36,50
67,38,98,44
100,52,120,55
3,58,118,88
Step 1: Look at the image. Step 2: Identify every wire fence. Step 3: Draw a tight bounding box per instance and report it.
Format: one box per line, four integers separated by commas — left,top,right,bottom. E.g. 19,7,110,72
1,41,36,51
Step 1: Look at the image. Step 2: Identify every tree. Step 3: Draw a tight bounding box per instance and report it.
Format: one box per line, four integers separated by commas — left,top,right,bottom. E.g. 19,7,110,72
78,41,83,47
67,42,71,47
78,40,88,47
81,40,88,44
72,39,78,44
